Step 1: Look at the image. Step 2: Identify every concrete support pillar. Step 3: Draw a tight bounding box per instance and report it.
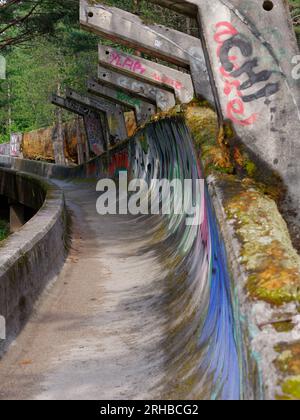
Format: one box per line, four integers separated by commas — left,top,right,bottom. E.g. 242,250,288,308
52,119,66,166
76,116,85,165
147,0,300,221
66,88,128,143
51,94,107,156
10,133,23,158
10,203,25,234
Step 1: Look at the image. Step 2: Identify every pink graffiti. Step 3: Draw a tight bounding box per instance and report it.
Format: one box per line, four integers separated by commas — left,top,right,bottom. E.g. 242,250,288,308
214,22,257,126
108,150,129,177
151,73,183,91
110,52,146,75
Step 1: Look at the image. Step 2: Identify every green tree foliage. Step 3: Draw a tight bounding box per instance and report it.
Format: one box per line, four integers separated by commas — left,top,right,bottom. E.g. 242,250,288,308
0,1,100,142
0,0,78,50
0,219,9,241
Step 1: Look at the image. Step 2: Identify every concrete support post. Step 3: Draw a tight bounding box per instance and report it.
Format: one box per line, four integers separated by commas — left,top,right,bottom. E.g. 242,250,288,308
98,65,176,111
66,88,128,143
51,94,107,156
53,115,66,166
80,1,214,104
10,203,25,234
76,116,85,165
98,45,194,104
147,0,300,221
87,79,156,125
10,133,23,158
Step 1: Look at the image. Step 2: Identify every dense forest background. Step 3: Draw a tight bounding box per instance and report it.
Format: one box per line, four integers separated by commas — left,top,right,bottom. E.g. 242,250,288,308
0,0,299,143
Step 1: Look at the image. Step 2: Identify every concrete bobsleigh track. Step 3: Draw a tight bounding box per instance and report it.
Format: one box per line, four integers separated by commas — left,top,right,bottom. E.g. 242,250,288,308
0,118,242,400
0,0,300,402
0,111,300,400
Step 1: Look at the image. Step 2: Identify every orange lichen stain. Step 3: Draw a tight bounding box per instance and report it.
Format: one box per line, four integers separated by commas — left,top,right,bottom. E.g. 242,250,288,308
275,342,300,400
18,360,33,366
225,182,300,306
124,111,137,137
23,118,82,163
275,342,300,376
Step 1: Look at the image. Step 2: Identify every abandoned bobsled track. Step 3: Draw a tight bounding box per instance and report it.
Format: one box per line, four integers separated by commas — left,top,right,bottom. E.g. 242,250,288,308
0,119,244,400
0,0,300,402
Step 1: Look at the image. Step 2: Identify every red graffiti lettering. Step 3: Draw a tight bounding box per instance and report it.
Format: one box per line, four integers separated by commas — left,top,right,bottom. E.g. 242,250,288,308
108,150,129,177
132,61,146,75
227,99,257,126
123,57,134,71
215,22,257,126
110,52,122,67
109,52,146,75
151,73,183,91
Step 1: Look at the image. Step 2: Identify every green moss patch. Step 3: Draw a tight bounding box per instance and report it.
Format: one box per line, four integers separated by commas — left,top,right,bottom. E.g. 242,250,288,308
0,219,9,242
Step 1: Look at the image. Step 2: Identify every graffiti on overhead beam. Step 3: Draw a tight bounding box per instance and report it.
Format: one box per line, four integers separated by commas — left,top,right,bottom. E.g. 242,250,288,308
151,72,183,91
214,22,281,126
117,91,141,107
109,51,146,75
107,50,184,93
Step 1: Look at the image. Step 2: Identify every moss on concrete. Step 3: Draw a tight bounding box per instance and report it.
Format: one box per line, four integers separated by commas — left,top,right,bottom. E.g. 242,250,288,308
184,104,234,176
0,219,9,242
275,342,300,400
272,321,295,333
148,103,299,308
223,179,300,306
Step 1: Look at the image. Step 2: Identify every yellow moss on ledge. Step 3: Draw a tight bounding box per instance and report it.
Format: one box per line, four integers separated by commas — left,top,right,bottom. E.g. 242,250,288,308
275,342,300,400
184,104,234,175
223,178,300,306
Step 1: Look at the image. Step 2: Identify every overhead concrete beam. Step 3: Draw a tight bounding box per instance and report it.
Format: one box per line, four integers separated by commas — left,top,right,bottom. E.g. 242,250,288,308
98,65,176,112
98,45,194,104
87,79,156,125
52,94,107,156
146,0,197,17
149,0,300,222
80,1,213,104
65,88,128,142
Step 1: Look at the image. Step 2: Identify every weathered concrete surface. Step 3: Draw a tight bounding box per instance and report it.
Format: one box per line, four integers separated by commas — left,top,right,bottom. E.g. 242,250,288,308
9,204,26,234
52,94,107,156
146,0,197,16
87,79,156,125
98,44,194,104
0,155,106,180
22,119,86,164
0,168,66,355
208,174,300,400
98,64,176,111
149,0,300,224
1,110,300,398
80,1,213,103
0,181,166,400
10,133,23,158
0,143,10,156
65,88,128,143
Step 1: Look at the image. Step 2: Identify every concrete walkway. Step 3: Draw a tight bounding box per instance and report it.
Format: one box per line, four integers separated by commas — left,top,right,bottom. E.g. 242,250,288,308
0,180,167,400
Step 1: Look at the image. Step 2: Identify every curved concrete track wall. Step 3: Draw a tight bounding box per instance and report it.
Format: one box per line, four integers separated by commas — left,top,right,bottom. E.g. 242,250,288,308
0,168,67,353
127,119,243,399
0,115,299,399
